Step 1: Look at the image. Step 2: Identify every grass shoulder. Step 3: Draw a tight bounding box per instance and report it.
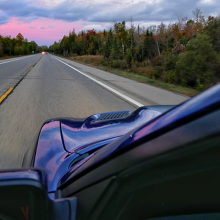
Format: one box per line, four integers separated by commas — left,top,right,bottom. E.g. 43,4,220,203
55,54,199,97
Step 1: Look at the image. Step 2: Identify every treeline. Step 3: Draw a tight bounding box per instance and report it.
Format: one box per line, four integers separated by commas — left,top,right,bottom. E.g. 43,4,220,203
49,9,220,90
0,33,43,57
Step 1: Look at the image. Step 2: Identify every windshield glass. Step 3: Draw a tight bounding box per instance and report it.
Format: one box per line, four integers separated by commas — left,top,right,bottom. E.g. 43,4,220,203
0,0,219,219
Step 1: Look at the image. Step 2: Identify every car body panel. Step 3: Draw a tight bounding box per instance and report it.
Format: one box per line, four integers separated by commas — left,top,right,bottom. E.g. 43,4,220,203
34,107,173,192
58,108,220,196
34,120,70,192
34,81,220,194
57,83,220,189
61,108,161,153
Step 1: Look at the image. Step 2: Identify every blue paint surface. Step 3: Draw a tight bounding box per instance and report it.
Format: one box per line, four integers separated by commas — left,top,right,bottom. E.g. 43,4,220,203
57,84,220,187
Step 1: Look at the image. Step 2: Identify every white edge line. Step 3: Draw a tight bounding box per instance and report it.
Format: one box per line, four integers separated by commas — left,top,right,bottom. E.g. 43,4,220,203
52,55,144,108
0,55,38,65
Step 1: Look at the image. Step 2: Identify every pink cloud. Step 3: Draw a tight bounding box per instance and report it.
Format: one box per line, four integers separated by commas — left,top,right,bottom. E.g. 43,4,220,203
0,17,85,46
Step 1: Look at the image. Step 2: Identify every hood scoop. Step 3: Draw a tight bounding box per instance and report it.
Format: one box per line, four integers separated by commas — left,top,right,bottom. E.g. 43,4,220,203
95,111,130,122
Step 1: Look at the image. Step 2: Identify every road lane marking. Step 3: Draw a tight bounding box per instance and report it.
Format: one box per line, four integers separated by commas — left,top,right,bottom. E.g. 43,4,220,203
0,87,14,104
52,55,144,107
0,57,27,64
0,56,41,105
0,55,38,65
30,67,33,70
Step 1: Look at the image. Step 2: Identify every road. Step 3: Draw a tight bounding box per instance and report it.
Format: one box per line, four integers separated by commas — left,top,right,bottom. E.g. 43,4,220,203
0,54,42,97
0,54,189,169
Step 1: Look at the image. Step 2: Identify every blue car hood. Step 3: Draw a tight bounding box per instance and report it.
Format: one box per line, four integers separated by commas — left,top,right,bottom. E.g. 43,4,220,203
34,106,172,192
58,84,220,189
61,107,163,153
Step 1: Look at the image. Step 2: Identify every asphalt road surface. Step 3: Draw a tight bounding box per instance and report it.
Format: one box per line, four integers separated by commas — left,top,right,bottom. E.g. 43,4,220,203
0,54,189,169
0,54,42,97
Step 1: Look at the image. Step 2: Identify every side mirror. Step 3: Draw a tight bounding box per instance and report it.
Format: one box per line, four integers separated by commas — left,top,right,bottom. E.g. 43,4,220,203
0,169,76,220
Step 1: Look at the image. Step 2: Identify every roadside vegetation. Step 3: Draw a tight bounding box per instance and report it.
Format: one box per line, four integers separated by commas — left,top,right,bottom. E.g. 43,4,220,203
57,54,198,97
0,33,48,57
50,9,220,93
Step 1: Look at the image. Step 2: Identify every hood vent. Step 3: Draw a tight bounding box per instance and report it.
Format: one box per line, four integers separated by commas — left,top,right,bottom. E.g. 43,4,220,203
96,111,130,122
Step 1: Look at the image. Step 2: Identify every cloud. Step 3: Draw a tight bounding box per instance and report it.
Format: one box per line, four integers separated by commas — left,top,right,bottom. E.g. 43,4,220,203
79,23,114,33
0,0,220,25
0,19,8,25
48,24,55,28
0,11,10,25
40,26,46,29
29,25,36,29
82,24,104,32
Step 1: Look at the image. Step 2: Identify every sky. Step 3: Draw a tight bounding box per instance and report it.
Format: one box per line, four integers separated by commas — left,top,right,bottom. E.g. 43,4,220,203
0,0,219,46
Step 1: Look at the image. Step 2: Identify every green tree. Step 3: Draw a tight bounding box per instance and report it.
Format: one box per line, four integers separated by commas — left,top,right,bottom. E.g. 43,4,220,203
114,21,127,54
69,29,77,54
22,39,28,54
143,30,156,59
103,28,113,59
205,16,220,52
110,36,122,60
60,36,70,56
27,42,33,54
176,34,217,89
2,36,12,55
0,36,3,56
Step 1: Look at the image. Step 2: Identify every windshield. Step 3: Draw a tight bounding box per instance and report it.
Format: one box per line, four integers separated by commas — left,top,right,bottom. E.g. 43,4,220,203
0,0,220,219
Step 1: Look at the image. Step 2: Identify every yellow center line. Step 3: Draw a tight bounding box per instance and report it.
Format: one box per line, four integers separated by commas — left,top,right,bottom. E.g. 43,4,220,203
0,87,14,104
30,67,33,70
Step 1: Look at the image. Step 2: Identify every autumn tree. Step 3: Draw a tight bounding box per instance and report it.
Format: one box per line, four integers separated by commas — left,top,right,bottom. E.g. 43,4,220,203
48,10,220,91
16,33,24,46
193,8,205,34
